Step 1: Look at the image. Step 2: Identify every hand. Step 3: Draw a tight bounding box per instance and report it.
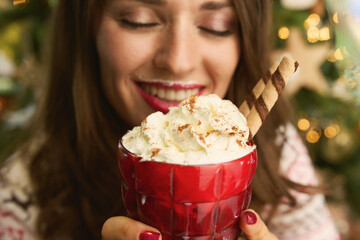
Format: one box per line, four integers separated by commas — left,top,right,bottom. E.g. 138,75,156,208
239,209,278,240
101,216,161,240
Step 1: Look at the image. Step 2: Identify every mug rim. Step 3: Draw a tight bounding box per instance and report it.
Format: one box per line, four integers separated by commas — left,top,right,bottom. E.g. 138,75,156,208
118,139,256,167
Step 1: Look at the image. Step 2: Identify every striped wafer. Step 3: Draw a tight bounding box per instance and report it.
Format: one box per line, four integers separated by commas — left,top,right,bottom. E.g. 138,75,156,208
239,62,279,118
246,56,299,139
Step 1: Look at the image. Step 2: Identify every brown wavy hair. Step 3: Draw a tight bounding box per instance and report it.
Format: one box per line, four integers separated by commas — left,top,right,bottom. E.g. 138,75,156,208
22,0,297,239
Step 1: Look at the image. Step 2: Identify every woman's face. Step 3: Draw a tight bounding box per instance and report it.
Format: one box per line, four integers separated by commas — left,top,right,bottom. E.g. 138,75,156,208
96,0,240,126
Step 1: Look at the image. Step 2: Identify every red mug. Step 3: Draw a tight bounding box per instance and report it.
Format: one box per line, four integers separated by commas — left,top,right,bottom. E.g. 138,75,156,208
118,140,257,240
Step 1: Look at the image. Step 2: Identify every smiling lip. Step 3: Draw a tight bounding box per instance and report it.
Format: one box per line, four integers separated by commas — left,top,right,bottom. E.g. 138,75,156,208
141,80,204,90
134,80,205,113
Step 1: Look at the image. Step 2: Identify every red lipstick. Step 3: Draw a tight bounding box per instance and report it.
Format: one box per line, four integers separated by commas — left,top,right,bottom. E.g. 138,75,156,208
134,81,205,113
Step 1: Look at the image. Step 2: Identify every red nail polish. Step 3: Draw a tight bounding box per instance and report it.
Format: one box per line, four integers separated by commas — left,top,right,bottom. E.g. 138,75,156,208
244,211,257,225
140,231,160,240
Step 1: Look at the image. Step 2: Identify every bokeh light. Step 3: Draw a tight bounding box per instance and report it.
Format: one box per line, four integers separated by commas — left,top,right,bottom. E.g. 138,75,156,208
304,13,321,29
324,124,340,138
334,48,344,60
333,12,339,24
298,118,310,131
278,26,290,39
307,27,320,43
306,129,322,143
319,27,331,41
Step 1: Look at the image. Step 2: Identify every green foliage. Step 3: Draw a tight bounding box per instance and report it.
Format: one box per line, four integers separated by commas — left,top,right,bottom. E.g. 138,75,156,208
293,88,360,216
321,60,340,82
0,1,51,61
272,0,309,48
0,1,48,163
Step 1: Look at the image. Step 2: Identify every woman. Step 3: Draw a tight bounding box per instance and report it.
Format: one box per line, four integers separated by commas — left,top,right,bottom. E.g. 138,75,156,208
0,0,340,239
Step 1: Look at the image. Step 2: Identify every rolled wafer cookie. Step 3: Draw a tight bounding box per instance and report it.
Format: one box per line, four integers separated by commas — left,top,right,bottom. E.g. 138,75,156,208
239,62,279,118
246,56,299,139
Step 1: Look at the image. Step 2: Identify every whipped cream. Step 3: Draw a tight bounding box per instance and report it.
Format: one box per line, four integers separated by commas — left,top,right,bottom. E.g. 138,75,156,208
122,94,255,165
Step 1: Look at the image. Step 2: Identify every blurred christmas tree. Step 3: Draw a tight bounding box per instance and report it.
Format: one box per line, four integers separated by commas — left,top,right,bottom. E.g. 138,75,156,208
272,0,360,238
0,0,52,161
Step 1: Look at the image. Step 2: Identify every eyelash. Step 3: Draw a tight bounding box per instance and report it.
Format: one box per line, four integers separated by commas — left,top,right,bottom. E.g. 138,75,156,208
198,26,232,37
119,19,159,29
119,19,232,37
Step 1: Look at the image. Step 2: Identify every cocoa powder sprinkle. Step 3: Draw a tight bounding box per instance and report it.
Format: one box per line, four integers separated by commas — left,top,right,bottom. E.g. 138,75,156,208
151,148,161,158
178,124,190,132
184,95,198,113
198,134,206,144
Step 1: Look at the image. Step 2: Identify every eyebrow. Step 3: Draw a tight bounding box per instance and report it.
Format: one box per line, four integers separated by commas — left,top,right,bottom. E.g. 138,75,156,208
117,0,231,9
129,0,166,5
200,1,232,10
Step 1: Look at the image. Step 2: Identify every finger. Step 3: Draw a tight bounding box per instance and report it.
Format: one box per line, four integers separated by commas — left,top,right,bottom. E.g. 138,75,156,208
102,216,161,240
239,209,278,240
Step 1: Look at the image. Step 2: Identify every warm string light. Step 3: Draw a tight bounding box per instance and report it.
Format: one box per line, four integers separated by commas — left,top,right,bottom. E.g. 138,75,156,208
297,117,342,143
302,13,331,43
307,27,320,43
334,48,344,60
327,47,349,63
297,118,310,131
278,26,290,40
306,128,321,143
319,27,330,41
333,12,339,24
324,124,340,138
304,14,321,29
277,13,331,42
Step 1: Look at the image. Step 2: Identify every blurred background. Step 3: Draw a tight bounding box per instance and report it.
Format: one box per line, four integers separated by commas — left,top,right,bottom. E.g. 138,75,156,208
0,0,359,239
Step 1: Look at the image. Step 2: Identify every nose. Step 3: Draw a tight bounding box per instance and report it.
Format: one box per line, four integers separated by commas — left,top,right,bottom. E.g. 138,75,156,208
153,24,198,76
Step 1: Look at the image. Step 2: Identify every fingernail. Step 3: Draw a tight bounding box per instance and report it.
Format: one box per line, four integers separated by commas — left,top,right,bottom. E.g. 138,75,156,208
140,231,160,240
244,211,257,225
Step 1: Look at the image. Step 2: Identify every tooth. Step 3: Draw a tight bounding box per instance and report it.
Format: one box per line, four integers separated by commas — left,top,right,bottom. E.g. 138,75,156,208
150,86,157,96
185,89,192,98
187,89,193,96
190,89,198,96
166,89,176,101
157,88,165,99
175,90,186,101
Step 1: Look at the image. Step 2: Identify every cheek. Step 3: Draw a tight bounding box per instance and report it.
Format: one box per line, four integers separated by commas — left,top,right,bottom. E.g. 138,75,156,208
96,18,156,125
96,24,153,77
204,37,240,97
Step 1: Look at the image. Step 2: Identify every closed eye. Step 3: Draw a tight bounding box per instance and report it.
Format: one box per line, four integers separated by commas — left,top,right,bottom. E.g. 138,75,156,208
198,26,232,37
119,19,160,29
